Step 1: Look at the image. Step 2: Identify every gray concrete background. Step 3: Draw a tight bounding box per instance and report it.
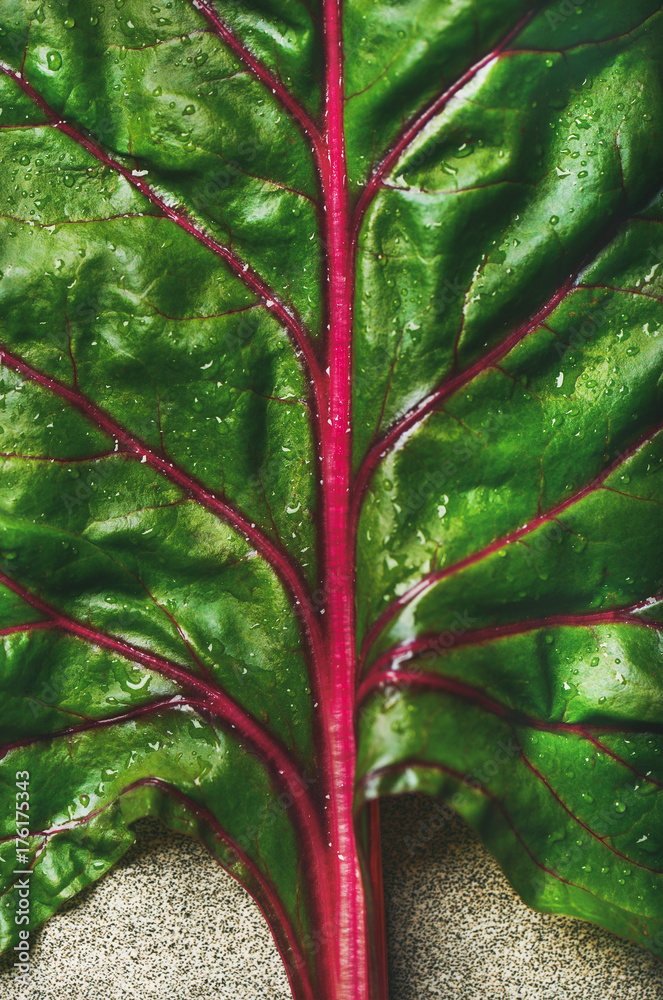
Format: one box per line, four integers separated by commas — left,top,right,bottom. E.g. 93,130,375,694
1,795,661,999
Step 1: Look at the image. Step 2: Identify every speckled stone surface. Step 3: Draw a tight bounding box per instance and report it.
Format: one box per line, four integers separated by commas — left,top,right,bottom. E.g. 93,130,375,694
380,796,663,1000
1,795,662,999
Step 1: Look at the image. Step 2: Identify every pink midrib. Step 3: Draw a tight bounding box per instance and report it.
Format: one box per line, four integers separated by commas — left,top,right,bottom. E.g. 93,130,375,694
313,1,372,996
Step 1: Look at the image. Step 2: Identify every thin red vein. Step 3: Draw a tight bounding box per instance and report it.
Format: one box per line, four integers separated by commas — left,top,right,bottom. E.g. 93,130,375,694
0,696,198,756
187,0,324,162
361,605,662,683
146,779,317,1000
357,669,663,788
0,343,322,657
351,8,538,234
0,621,54,638
0,566,326,856
360,418,663,659
358,762,581,891
582,282,663,303
0,61,324,393
352,269,578,529
520,753,663,874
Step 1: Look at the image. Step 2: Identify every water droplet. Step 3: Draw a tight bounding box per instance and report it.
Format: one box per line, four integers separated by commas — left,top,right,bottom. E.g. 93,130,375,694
613,800,627,814
63,17,76,28
590,656,599,667
549,215,559,226
182,104,195,115
194,52,208,66
47,51,62,71
63,174,75,188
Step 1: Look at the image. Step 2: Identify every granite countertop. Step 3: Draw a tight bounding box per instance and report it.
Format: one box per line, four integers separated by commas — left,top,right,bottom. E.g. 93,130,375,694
1,795,661,999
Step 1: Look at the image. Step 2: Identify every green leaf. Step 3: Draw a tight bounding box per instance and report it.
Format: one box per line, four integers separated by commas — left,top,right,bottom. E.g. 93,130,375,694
0,1,661,997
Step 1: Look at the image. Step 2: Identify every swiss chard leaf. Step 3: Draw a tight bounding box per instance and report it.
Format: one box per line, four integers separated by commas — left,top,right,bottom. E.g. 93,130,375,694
0,1,662,997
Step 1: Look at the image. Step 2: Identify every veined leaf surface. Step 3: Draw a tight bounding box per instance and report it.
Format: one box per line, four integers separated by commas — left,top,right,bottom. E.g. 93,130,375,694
0,1,662,996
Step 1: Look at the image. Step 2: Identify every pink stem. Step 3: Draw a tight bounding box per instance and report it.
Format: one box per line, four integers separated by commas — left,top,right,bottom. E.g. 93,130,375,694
305,0,377,995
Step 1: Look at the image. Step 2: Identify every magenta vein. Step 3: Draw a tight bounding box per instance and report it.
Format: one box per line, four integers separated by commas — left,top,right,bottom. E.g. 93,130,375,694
358,667,663,788
7,775,316,1000
0,61,324,395
0,343,323,657
362,605,662,682
360,418,663,659
352,271,578,532
187,0,324,162
351,7,539,234
0,566,328,863
359,761,656,894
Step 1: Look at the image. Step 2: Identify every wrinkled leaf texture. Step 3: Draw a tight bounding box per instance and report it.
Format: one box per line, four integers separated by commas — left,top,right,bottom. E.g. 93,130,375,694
0,0,662,996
